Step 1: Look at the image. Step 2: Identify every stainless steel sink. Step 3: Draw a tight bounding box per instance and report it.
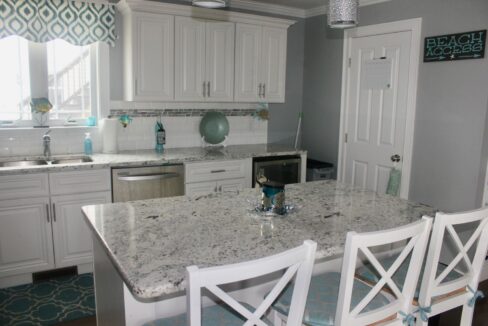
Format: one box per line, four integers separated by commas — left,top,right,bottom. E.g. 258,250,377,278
0,160,49,167
50,156,93,165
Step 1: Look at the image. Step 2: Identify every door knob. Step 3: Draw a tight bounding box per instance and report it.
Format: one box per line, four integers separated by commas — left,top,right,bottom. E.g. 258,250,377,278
391,154,401,163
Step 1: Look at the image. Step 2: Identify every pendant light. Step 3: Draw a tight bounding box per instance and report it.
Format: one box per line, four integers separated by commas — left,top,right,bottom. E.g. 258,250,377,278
192,0,228,9
328,0,358,29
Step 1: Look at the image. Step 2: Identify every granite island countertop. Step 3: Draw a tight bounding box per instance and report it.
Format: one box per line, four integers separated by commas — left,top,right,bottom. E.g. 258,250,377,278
82,180,435,301
0,144,305,175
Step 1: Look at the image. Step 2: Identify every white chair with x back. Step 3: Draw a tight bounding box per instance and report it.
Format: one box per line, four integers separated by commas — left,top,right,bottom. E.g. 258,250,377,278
271,217,432,326
144,240,317,326
415,208,488,326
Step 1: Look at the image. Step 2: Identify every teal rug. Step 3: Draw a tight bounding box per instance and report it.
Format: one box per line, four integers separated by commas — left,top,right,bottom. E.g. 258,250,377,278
0,273,95,325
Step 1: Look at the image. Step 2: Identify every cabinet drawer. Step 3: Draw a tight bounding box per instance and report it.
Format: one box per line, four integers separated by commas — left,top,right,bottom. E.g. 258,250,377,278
185,160,247,183
0,173,49,201
49,169,111,195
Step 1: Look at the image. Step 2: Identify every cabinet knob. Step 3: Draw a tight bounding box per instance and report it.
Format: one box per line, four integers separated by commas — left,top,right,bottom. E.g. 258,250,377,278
207,81,210,97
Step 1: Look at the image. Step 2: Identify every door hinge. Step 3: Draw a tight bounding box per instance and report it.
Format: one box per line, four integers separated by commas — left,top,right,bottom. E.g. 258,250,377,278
348,58,352,68
345,133,348,143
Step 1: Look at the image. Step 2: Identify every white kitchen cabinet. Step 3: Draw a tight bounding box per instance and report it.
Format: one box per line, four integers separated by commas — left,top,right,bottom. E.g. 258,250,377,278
235,24,287,103
218,178,247,193
51,192,111,269
0,197,55,278
175,17,234,102
235,24,262,102
261,27,287,103
185,179,247,196
0,169,111,287
185,159,251,196
122,12,174,101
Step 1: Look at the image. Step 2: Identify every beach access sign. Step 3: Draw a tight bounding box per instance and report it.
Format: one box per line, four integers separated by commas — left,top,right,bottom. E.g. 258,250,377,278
424,30,486,62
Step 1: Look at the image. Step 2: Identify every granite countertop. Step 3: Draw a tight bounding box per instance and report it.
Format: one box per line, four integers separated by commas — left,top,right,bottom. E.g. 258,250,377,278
82,180,435,301
0,144,305,175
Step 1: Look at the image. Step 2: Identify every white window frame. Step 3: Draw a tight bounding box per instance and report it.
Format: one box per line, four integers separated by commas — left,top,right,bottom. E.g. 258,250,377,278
0,39,109,128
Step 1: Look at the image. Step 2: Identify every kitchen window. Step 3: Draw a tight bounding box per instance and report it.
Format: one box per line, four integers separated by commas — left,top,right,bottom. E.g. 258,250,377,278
0,35,102,127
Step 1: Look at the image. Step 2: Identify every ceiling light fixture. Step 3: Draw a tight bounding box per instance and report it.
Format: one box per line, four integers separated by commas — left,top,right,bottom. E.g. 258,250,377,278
328,0,358,29
192,0,228,9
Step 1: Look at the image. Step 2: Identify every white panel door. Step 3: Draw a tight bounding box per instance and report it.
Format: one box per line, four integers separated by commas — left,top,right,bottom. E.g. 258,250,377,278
175,17,206,101
206,21,235,102
234,23,262,102
0,197,54,277
134,13,174,101
261,27,287,103
344,31,412,194
51,192,111,268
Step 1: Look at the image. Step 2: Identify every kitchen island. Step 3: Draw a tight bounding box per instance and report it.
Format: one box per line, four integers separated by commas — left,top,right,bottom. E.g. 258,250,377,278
82,180,434,325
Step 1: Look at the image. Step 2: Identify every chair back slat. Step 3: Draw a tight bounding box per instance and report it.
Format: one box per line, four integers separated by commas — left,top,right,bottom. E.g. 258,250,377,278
335,217,432,326
186,240,317,326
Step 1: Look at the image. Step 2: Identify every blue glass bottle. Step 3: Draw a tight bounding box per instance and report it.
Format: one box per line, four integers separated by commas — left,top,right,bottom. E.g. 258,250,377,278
84,132,93,155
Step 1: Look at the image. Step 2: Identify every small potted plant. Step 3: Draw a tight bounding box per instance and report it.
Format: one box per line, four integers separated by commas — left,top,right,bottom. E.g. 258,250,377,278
30,98,52,128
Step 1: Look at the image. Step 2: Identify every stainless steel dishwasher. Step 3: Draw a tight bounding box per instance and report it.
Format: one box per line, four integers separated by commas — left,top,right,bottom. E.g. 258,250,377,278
112,165,184,202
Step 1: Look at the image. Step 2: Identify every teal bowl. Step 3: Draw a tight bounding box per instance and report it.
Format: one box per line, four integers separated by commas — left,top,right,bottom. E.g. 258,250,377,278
199,112,230,145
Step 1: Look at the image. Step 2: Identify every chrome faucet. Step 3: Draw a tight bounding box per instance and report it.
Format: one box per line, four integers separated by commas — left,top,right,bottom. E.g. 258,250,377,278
43,130,51,161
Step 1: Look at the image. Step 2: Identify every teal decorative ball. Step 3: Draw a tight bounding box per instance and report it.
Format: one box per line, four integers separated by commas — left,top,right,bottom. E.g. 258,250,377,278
199,112,230,145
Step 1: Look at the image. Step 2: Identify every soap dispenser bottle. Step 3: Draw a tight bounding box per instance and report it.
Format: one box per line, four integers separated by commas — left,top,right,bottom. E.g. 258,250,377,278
84,132,93,155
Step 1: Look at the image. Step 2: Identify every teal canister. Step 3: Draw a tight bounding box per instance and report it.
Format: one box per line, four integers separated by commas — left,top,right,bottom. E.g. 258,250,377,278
261,181,286,215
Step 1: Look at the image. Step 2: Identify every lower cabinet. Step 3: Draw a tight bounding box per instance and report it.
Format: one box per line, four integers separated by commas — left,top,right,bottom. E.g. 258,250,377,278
185,159,251,196
0,197,55,277
0,169,111,284
51,192,112,268
185,178,247,196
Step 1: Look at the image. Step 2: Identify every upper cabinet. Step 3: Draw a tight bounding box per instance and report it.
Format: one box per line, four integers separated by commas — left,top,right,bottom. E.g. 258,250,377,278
175,17,235,102
122,12,174,101
117,0,294,103
234,24,287,103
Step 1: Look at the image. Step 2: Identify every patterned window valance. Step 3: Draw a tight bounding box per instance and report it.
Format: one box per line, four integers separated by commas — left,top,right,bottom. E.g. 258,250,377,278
0,0,116,46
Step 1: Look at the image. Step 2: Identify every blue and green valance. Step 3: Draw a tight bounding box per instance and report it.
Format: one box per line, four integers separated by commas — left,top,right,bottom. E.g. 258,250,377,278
0,0,116,46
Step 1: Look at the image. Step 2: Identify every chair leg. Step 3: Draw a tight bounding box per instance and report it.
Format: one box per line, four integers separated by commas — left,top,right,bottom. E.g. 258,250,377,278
459,303,475,326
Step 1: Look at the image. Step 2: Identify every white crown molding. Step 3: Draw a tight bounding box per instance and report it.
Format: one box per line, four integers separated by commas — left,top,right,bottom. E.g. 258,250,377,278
117,0,296,27
230,0,307,19
304,0,392,18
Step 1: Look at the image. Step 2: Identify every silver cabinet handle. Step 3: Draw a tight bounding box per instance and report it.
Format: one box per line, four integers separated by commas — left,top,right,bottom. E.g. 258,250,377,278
203,81,206,97
214,185,218,192
210,169,226,174
258,83,263,97
135,79,138,94
207,81,210,97
46,204,50,223
219,185,222,192
263,84,266,98
52,203,56,222
117,172,180,181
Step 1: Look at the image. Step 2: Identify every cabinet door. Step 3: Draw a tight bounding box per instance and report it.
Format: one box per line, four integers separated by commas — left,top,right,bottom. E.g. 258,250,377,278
261,27,287,103
206,21,235,102
218,178,248,193
133,13,174,101
185,181,217,197
0,197,54,277
234,24,262,102
175,17,206,101
51,192,111,269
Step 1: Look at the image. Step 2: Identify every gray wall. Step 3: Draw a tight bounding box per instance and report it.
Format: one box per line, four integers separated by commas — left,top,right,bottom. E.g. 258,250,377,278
268,20,305,145
301,0,488,211
109,1,305,146
301,16,343,165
